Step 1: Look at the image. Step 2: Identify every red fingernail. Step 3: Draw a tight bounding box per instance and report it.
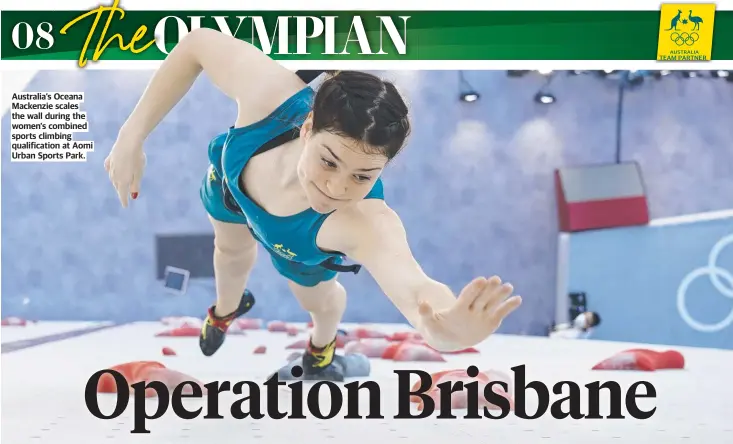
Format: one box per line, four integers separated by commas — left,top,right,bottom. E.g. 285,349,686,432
131,192,138,199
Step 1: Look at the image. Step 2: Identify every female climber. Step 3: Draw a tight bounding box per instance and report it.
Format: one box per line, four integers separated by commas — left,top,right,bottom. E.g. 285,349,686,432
104,28,522,381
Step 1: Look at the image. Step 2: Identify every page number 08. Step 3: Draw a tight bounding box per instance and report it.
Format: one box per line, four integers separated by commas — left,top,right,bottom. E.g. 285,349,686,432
12,22,54,50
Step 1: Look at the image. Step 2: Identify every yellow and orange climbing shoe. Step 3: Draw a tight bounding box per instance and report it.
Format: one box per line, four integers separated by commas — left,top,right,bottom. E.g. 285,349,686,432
302,336,345,381
199,289,255,357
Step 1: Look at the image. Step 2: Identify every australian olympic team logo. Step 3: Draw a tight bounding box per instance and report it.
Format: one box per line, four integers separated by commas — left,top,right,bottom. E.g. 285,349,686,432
670,32,699,46
664,7,704,34
656,4,715,62
676,234,733,333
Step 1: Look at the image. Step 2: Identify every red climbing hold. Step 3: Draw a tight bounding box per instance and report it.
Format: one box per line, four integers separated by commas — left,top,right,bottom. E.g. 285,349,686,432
344,339,391,358
414,368,515,412
234,318,263,330
349,327,389,339
391,342,446,362
1,317,28,326
161,347,177,356
592,349,685,371
388,331,423,341
96,361,207,398
155,326,244,337
267,320,288,332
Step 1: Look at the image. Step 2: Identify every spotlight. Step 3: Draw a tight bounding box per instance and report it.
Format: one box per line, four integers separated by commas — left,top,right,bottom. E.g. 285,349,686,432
460,92,480,102
534,92,555,104
627,71,645,87
711,70,730,78
458,71,480,103
537,69,553,75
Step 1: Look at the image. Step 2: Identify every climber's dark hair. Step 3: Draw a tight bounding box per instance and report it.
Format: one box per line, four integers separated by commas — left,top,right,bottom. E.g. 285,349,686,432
310,70,410,160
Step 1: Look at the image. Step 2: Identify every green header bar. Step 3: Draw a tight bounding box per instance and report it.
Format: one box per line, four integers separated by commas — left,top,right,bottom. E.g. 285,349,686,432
2,8,732,65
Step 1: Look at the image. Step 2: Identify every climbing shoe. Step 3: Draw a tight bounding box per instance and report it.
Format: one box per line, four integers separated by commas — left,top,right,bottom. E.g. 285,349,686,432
301,336,345,381
199,289,255,356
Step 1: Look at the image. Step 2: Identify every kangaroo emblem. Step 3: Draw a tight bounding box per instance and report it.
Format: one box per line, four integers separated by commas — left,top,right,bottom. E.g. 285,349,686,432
688,10,703,31
666,9,682,30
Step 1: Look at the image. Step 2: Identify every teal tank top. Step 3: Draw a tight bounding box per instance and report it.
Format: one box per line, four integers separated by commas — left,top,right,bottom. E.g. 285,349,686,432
207,85,385,272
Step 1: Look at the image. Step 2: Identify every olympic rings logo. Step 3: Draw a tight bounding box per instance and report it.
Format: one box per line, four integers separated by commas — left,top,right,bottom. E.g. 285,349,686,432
677,234,733,333
670,32,699,46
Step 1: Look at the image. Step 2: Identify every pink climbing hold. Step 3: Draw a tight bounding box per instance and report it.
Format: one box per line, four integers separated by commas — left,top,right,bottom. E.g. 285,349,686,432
161,346,177,356
145,367,208,397
381,342,402,359
389,331,423,341
391,342,446,362
2,317,28,326
285,339,308,349
349,327,389,339
234,318,263,330
427,344,479,354
592,348,685,371
155,326,245,337
344,339,391,358
483,369,514,396
253,345,267,354
155,327,201,337
267,320,288,332
159,316,202,328
416,368,515,412
96,361,207,398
